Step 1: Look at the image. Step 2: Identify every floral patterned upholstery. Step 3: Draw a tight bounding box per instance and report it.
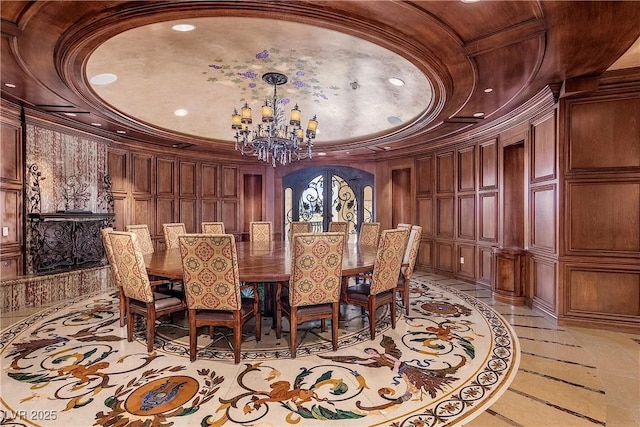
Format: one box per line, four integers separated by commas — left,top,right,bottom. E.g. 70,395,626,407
109,232,155,303
328,221,348,235
289,221,312,240
358,222,380,247
201,222,225,234
370,228,410,295
250,221,272,242
289,232,345,307
397,225,423,315
178,234,241,311
101,227,125,326
163,223,187,249
125,224,155,255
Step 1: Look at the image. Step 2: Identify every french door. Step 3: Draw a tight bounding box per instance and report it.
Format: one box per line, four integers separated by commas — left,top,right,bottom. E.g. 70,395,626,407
283,166,374,241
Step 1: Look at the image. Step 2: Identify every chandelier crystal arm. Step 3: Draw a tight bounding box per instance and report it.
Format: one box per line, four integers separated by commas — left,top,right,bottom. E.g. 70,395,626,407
231,72,317,167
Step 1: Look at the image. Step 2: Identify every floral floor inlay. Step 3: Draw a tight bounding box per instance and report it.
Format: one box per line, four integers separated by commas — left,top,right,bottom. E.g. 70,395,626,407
0,277,519,426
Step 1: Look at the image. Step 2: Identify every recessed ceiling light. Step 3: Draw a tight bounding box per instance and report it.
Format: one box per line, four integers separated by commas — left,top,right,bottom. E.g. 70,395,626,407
116,130,126,134
90,73,117,85
172,144,179,148
63,112,77,117
388,116,403,125
174,109,188,117
384,146,391,150
4,83,16,88
473,112,485,117
461,0,481,3
172,24,195,32
484,88,493,93
388,78,405,87
90,122,102,126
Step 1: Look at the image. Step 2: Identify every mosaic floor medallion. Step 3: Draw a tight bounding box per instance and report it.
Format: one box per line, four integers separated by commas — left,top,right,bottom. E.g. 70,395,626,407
0,277,520,426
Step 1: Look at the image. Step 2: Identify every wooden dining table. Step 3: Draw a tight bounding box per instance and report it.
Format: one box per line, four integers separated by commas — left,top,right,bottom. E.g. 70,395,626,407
143,240,378,284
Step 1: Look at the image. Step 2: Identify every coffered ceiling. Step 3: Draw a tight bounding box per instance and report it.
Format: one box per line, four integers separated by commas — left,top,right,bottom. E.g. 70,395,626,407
1,1,639,161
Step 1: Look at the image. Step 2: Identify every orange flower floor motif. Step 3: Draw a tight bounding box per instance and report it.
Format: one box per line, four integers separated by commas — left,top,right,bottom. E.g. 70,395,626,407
0,275,519,426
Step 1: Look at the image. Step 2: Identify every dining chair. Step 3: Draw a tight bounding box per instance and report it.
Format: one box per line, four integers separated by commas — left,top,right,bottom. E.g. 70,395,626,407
125,224,155,255
101,227,126,327
289,221,312,240
163,222,187,249
358,222,381,247
275,232,345,358
201,221,225,234
178,234,261,363
396,225,423,315
108,231,186,352
341,228,409,340
397,223,412,230
250,221,272,242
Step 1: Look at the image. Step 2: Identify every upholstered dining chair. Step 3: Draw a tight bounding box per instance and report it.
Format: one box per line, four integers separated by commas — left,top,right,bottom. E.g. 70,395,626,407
396,225,423,315
201,221,225,234
108,231,186,352
250,221,272,242
163,222,187,249
125,224,155,255
397,223,412,230
289,221,312,240
178,234,261,363
101,227,126,327
275,232,345,358
342,228,409,340
358,222,381,247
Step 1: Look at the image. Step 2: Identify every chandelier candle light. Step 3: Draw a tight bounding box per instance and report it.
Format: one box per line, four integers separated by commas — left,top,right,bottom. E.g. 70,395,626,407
232,72,318,167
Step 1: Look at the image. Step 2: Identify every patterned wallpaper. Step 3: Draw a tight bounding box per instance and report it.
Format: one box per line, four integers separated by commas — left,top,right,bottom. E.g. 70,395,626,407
25,124,108,214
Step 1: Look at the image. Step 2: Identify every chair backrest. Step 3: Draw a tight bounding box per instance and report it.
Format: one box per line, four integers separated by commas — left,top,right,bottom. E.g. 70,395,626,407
125,224,155,255
328,221,348,237
108,231,154,303
201,221,225,234
370,228,410,295
178,234,242,311
289,232,344,307
397,223,412,230
101,227,121,286
163,222,186,249
289,221,312,240
250,221,272,242
358,222,380,246
402,225,423,281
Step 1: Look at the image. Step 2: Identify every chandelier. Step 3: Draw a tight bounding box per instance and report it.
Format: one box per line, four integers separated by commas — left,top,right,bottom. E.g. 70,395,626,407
232,72,318,167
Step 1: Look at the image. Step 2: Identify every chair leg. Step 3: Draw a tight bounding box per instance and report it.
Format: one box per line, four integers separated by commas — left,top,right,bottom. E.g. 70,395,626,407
368,297,376,340
402,278,410,315
390,292,397,330
321,318,327,332
331,303,339,351
275,284,282,340
189,309,197,362
118,288,126,327
233,316,242,364
254,286,261,342
290,308,297,359
146,304,156,352
209,325,214,338
126,300,134,342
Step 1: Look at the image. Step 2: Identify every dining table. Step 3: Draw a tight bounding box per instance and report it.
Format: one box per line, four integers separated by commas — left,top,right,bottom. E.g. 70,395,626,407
143,240,378,285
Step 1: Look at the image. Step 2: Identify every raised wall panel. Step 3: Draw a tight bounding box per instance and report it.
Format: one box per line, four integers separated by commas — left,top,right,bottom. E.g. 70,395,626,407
0,253,22,279
132,197,154,233
531,184,556,253
132,154,152,194
479,192,498,242
416,156,433,195
532,257,556,312
480,140,497,190
222,166,239,198
179,161,196,197
201,200,218,223
113,195,127,231
436,241,454,273
436,152,454,194
1,123,21,183
568,182,640,253
418,240,432,268
221,200,238,232
201,163,218,197
436,196,454,238
503,143,525,248
0,188,21,246
417,197,433,237
156,158,175,196
569,98,640,171
457,146,475,192
531,112,556,182
179,199,197,232
457,194,476,240
457,244,475,278
478,246,493,285
108,150,127,192
392,168,412,227
156,198,175,229
566,266,640,317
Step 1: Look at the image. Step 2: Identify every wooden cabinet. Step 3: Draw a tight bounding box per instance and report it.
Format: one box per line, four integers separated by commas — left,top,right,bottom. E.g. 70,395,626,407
492,247,528,305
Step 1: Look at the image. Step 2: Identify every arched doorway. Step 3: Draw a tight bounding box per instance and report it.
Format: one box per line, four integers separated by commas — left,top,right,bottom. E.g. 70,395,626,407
283,166,374,241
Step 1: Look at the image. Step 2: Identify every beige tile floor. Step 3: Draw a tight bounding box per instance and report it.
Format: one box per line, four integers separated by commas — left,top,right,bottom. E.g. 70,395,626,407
1,270,638,426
